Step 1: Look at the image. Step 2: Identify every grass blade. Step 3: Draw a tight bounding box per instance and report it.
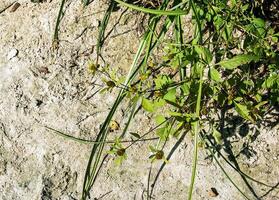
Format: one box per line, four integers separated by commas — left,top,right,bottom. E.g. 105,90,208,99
53,0,66,45
174,15,185,80
187,66,203,200
205,135,273,188
82,1,182,198
96,1,116,65
45,126,100,144
81,30,149,200
190,0,202,43
45,126,157,144
205,139,253,200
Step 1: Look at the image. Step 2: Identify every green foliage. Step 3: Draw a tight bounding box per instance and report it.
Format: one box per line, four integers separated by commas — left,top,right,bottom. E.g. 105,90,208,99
53,0,279,199
217,54,260,70
212,128,222,144
142,98,155,112
234,101,255,123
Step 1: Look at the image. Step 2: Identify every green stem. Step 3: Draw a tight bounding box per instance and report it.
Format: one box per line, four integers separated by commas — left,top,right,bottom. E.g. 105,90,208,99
53,0,66,43
45,126,158,144
187,66,203,200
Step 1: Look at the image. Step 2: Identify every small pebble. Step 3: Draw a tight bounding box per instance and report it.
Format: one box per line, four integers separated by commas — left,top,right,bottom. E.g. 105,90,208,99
208,187,219,197
10,2,21,12
7,49,18,60
38,67,50,74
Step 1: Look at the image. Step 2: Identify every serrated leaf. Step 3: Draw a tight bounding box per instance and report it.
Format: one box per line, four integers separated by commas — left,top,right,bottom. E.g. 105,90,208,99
262,74,278,88
155,75,172,89
212,128,222,144
234,101,255,123
210,67,222,82
142,98,155,112
217,54,260,70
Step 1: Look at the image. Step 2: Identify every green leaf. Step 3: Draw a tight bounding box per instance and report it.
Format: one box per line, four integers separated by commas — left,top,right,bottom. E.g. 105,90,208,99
154,99,166,108
155,75,172,89
252,18,265,28
149,145,157,152
213,15,224,31
194,45,213,64
129,132,141,139
168,111,182,117
156,127,168,140
210,67,222,82
114,155,126,166
262,74,278,88
255,101,268,109
234,101,254,123
217,54,260,70
212,128,222,144
234,97,243,102
142,98,155,112
181,82,191,96
222,23,233,41
163,88,176,103
192,62,204,78
243,80,254,87
88,60,97,75
155,115,166,125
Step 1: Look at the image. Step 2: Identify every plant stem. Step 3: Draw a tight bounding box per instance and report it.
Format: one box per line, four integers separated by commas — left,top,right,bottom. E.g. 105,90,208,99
187,66,203,200
53,0,66,43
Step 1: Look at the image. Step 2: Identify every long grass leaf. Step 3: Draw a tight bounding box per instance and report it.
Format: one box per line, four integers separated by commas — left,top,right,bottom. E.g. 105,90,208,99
81,31,148,200
190,0,202,43
96,1,116,65
205,136,273,187
206,140,253,200
187,66,203,200
174,15,185,80
45,126,157,144
82,0,182,198
53,0,66,43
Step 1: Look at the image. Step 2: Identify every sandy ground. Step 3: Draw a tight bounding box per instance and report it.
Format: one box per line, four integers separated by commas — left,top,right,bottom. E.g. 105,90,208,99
0,0,279,200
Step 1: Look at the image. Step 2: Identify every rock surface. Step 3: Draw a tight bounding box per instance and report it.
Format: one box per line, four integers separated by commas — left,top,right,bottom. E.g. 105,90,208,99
0,0,278,200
